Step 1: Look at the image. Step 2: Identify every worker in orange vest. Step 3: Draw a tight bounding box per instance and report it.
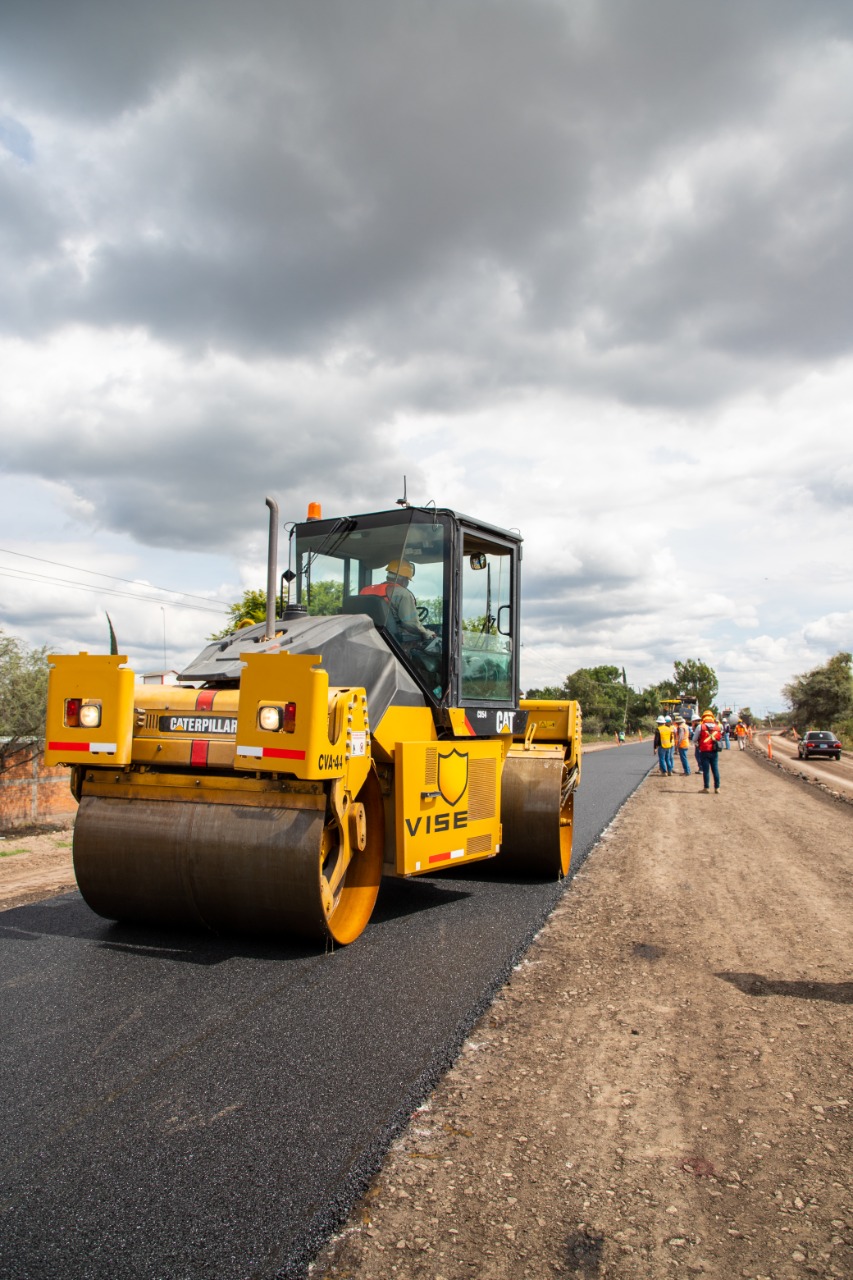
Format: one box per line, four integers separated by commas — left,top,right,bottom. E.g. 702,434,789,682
696,712,723,792
360,559,436,645
673,715,692,775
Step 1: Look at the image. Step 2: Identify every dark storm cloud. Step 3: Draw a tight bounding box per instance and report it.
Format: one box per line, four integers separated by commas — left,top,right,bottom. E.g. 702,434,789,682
2,401,419,552
521,553,649,629
1,0,205,117
596,136,853,365
2,0,852,383
2,2,590,354
2,0,853,567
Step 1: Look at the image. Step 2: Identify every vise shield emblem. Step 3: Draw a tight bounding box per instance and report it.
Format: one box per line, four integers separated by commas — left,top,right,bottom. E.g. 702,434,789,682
437,748,469,806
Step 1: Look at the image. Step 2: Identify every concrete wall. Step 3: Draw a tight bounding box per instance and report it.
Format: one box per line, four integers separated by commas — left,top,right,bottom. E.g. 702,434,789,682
0,744,77,828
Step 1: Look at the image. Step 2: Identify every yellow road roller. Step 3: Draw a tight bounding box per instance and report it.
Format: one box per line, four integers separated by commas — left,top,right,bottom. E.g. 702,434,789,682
44,500,581,945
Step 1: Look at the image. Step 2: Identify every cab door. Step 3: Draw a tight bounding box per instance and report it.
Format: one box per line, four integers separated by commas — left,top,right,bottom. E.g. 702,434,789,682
454,525,523,733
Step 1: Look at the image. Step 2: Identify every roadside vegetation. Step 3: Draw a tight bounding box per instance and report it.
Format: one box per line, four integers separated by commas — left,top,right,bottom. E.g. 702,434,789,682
783,650,853,749
0,629,48,778
524,658,730,739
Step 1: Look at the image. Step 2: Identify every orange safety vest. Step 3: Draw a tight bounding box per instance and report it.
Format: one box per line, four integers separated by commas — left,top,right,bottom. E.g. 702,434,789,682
360,580,409,625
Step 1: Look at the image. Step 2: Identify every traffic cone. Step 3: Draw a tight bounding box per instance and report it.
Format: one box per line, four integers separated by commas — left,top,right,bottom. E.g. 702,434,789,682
767,736,773,760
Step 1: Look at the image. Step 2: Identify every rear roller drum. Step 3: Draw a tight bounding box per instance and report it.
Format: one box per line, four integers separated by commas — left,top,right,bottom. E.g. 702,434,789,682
500,751,576,877
73,769,385,945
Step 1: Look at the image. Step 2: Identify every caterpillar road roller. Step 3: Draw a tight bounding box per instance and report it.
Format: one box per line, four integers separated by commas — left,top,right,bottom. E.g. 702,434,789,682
44,500,581,945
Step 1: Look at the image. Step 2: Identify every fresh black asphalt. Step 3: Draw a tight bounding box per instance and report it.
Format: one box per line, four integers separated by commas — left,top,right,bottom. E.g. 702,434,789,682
0,744,651,1280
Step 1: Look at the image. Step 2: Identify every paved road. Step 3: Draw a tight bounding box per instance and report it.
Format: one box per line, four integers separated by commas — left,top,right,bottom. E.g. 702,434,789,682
0,744,651,1280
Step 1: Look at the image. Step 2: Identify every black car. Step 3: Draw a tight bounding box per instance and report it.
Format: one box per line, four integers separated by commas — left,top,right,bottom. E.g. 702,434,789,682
798,731,842,761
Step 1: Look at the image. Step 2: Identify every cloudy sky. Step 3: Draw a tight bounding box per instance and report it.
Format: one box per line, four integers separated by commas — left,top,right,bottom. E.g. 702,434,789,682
1,0,851,714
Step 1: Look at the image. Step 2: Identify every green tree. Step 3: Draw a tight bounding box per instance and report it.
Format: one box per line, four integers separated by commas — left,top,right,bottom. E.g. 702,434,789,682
305,579,344,615
210,581,346,639
210,588,268,639
524,667,656,734
783,651,853,731
565,667,611,729
672,658,718,713
632,683,669,729
419,596,443,628
523,684,567,700
561,666,629,735
0,630,49,775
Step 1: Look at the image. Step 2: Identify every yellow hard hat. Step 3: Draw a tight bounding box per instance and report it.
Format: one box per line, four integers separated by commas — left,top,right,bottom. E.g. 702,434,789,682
387,558,415,579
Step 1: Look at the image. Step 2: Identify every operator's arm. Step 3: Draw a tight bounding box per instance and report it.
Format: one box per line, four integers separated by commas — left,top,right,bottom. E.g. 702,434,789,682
391,585,433,640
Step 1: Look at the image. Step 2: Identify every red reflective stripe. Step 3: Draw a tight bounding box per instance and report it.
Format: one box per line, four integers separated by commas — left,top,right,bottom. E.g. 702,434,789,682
261,747,306,760
428,851,452,864
196,690,216,711
463,716,476,736
190,740,209,767
48,741,90,752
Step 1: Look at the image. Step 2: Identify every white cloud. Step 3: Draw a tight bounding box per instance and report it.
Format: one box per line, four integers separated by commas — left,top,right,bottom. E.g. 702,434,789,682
803,612,853,651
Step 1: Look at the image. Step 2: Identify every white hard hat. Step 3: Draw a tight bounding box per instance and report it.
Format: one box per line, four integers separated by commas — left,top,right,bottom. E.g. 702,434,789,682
656,715,665,724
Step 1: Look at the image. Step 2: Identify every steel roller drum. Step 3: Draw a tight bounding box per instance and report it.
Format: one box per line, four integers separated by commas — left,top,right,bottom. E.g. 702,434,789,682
73,784,384,943
499,751,575,878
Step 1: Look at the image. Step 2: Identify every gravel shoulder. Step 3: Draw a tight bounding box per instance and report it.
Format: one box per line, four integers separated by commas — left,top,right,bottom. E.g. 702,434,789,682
312,746,853,1280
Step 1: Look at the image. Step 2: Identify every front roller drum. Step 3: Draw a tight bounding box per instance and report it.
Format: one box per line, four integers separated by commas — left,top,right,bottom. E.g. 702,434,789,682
73,770,385,945
500,751,576,878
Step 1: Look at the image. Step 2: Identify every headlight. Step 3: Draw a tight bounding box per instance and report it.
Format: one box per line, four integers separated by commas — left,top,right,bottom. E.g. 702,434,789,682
257,703,297,732
258,705,283,732
79,703,102,728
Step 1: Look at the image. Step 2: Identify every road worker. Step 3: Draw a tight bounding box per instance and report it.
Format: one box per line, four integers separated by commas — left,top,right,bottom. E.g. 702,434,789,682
673,715,691,775
653,715,675,775
696,711,723,793
360,559,435,645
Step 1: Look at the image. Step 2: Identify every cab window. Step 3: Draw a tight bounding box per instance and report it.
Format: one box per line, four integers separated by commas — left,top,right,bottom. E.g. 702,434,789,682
294,511,449,700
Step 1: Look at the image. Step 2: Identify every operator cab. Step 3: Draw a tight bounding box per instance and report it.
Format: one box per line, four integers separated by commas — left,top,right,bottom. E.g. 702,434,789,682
290,506,523,727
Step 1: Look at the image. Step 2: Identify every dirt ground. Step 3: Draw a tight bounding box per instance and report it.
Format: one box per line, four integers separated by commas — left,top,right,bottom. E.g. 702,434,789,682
0,819,76,909
3,744,852,1280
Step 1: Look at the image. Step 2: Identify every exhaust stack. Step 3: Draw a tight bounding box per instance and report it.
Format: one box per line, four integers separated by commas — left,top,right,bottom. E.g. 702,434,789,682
264,497,279,640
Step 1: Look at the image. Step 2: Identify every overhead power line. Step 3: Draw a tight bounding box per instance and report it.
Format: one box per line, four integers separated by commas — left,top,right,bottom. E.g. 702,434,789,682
0,546,231,611
0,565,230,616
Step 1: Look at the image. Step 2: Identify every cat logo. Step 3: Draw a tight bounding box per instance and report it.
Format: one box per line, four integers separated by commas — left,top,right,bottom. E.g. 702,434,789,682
437,748,469,806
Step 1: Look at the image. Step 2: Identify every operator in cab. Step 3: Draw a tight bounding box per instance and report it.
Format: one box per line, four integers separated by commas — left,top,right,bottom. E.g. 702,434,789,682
360,558,435,645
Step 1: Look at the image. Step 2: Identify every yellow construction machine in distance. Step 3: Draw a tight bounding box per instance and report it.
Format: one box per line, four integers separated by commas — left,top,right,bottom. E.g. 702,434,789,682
45,500,581,945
